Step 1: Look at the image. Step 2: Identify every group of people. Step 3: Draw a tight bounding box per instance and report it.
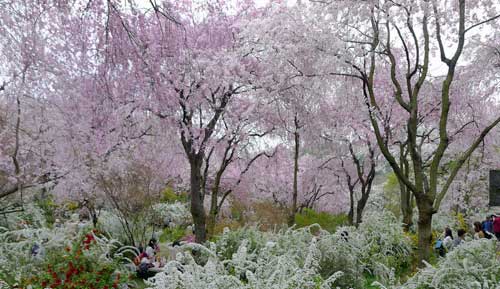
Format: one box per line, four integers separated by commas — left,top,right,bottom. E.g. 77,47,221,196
478,214,500,240
436,214,500,257
134,226,196,279
135,238,166,279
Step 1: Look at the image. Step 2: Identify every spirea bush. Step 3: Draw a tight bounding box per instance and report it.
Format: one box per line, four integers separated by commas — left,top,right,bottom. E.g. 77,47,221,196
151,201,192,226
146,238,345,289
377,239,500,289
0,223,78,285
146,211,413,289
358,211,412,278
20,230,133,289
0,206,135,288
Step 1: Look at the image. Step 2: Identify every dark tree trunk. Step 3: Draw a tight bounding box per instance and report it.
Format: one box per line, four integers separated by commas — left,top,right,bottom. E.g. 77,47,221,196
347,187,354,226
355,186,369,227
288,124,300,227
416,201,434,264
398,143,413,231
207,182,219,237
189,157,206,243
400,182,413,231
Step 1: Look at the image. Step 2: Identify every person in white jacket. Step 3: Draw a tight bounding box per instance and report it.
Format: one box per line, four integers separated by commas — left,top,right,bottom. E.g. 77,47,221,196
443,227,454,251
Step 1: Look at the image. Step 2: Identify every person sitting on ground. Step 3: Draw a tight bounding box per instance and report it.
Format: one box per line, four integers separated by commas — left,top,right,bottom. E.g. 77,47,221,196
146,239,159,261
453,229,466,247
443,227,454,251
137,257,155,279
134,246,148,266
474,221,486,239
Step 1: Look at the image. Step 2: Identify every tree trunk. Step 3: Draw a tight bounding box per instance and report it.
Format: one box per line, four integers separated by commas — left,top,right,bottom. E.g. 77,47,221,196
288,127,300,227
347,189,354,226
355,187,369,227
207,186,219,237
400,182,413,231
207,209,217,238
416,200,434,266
189,157,206,243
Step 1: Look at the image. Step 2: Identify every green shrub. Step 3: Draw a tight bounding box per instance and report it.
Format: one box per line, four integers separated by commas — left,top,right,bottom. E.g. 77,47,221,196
215,226,268,261
295,209,348,233
159,227,185,243
36,196,58,227
383,172,403,218
160,187,188,203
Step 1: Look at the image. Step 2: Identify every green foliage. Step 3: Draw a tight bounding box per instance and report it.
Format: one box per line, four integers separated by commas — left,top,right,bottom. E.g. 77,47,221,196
295,209,348,233
65,201,80,212
453,212,467,231
36,195,58,227
383,172,402,218
160,187,188,203
159,226,185,243
230,200,246,223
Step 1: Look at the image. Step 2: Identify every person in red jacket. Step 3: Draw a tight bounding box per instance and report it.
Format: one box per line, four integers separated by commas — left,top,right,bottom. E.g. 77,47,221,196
493,214,500,240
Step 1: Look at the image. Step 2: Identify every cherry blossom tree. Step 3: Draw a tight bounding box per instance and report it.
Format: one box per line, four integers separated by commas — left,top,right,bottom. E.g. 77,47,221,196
0,1,74,208
86,0,267,242
310,0,500,263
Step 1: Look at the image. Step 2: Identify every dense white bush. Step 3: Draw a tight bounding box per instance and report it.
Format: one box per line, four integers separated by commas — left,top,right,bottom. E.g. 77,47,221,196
146,237,345,289
146,211,412,289
376,239,500,289
151,201,192,226
430,212,461,234
0,218,84,285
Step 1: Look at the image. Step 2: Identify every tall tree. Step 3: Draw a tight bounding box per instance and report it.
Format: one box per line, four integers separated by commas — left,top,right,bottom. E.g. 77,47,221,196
315,0,500,263
99,0,263,242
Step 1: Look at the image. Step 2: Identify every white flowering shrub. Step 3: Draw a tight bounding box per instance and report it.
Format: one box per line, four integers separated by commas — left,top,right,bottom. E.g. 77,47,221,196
358,211,412,278
316,227,365,287
377,239,500,289
98,209,130,243
151,201,192,226
98,208,157,246
146,237,345,289
0,202,47,229
0,204,137,288
0,219,83,285
214,226,268,260
431,212,461,233
146,211,413,289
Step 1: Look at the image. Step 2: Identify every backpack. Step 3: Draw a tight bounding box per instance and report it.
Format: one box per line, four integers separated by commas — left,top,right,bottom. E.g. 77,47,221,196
435,239,446,257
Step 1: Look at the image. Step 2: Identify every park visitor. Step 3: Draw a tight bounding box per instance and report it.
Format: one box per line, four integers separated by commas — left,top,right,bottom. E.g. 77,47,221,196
473,221,486,239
